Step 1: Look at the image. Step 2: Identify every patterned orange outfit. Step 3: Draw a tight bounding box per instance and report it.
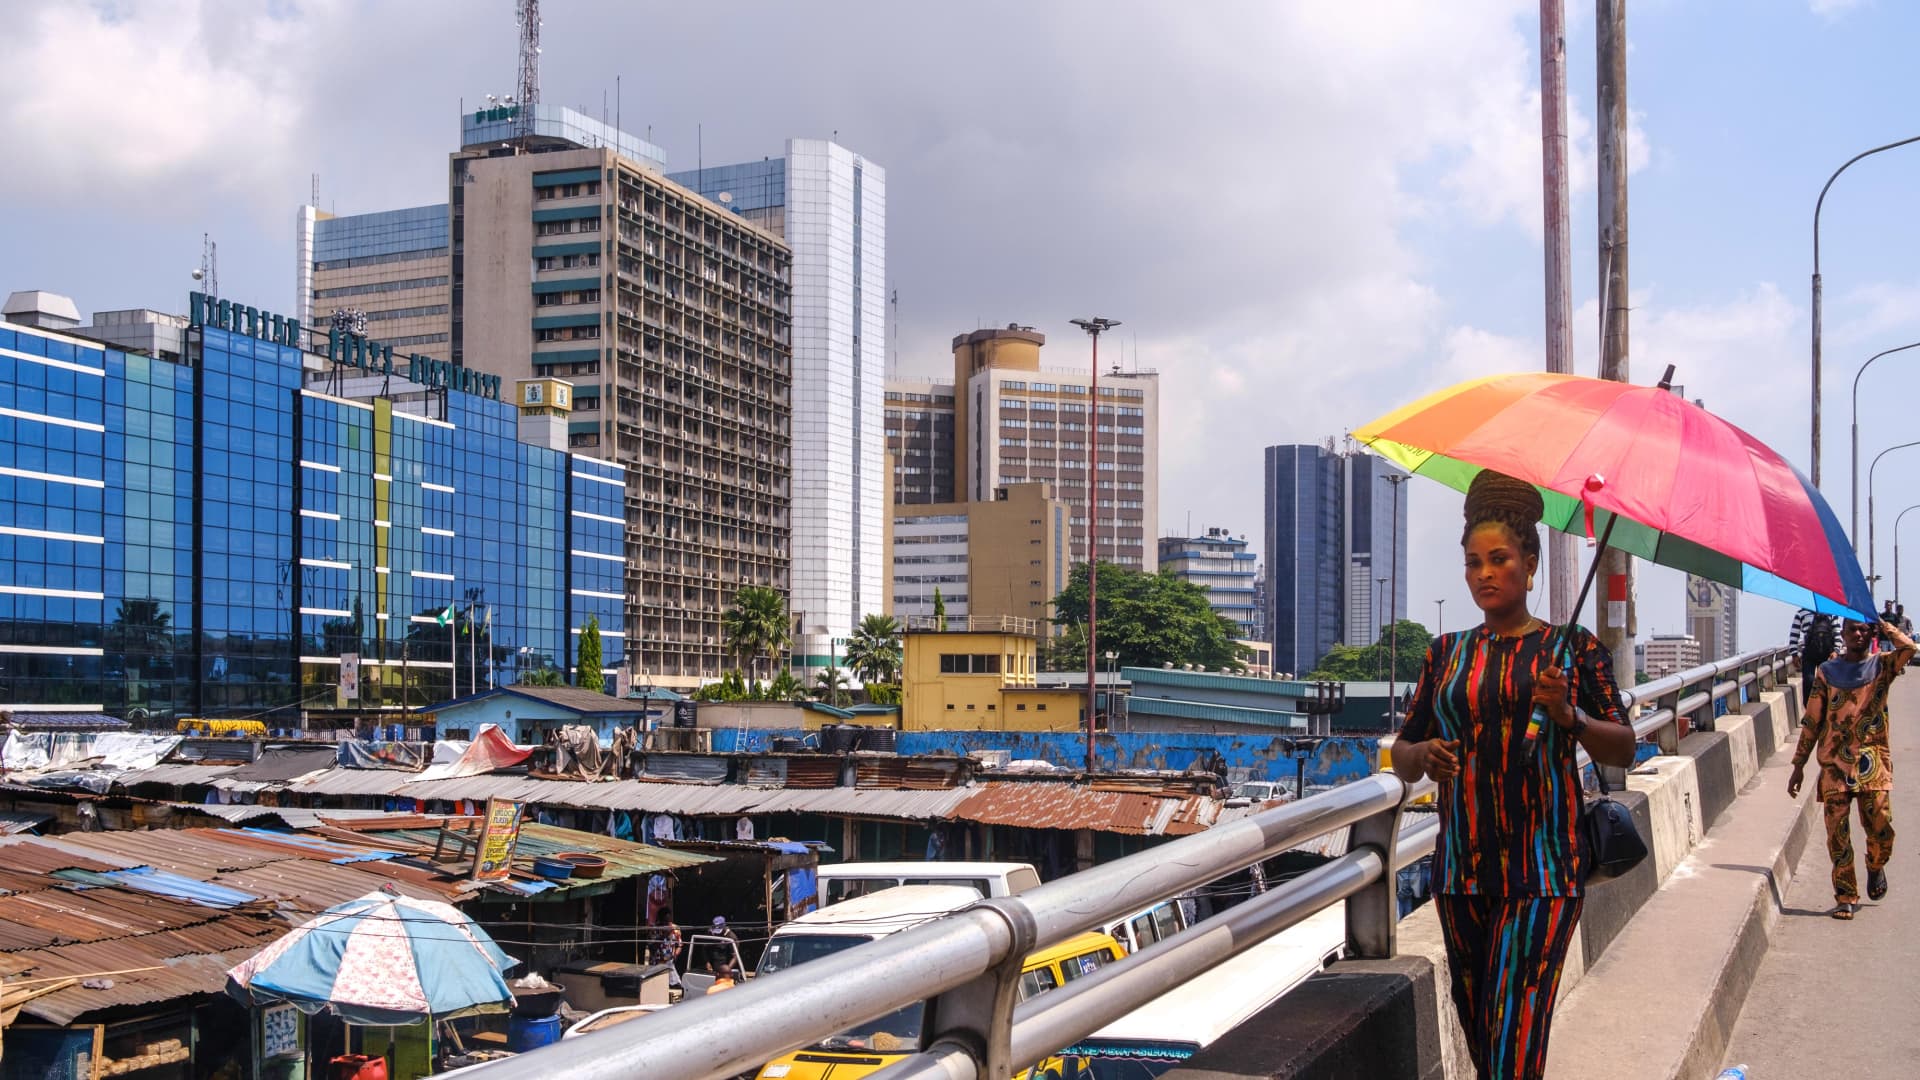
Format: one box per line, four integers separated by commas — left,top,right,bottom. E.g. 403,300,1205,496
1795,644,1913,903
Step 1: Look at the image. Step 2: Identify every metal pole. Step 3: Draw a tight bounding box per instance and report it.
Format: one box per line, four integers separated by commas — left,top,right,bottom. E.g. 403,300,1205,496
1896,504,1920,604
1385,474,1404,719
1071,317,1120,775
1540,0,1578,625
1595,0,1635,671
1434,598,1445,638
1869,439,1920,591
1850,340,1920,548
1812,133,1920,488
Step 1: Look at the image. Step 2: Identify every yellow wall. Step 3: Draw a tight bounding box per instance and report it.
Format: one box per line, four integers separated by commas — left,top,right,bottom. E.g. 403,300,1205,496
903,626,1077,731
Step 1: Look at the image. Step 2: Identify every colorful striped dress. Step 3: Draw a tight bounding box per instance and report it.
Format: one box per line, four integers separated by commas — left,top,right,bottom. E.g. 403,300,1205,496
1398,622,1629,1080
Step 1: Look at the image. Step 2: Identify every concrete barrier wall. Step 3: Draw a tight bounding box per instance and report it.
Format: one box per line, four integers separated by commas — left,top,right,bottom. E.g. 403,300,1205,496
1195,682,1802,1080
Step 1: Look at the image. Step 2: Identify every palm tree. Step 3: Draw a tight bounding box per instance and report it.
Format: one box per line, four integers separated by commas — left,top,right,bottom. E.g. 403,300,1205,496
813,666,852,707
767,669,807,702
844,614,903,685
722,586,791,681
518,667,564,687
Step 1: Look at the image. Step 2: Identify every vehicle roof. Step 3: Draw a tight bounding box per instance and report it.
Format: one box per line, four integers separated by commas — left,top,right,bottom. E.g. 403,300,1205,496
1079,904,1344,1049
1026,930,1124,969
814,861,1037,877
775,884,984,935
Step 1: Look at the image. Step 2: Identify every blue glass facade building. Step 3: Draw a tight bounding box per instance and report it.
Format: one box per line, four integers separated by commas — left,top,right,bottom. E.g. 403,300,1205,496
0,307,623,722
1262,445,1407,678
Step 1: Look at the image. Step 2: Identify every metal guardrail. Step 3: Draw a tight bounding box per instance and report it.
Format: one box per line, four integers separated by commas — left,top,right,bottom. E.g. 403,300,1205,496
452,645,1796,1080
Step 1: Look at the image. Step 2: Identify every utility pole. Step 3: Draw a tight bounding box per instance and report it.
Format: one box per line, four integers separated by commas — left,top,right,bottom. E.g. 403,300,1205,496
1540,0,1578,625
1071,317,1120,775
1595,0,1635,665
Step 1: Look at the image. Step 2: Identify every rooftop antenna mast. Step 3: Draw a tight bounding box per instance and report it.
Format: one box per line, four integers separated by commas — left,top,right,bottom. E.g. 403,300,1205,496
194,233,218,299
516,0,541,138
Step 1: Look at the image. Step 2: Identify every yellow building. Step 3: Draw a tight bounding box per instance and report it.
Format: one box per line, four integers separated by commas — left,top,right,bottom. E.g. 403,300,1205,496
891,482,1069,630
901,615,1085,732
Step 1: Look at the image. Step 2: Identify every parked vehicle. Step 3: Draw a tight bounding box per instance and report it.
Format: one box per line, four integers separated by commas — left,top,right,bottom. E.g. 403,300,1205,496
816,861,1041,904
1068,905,1347,1078
561,1003,671,1039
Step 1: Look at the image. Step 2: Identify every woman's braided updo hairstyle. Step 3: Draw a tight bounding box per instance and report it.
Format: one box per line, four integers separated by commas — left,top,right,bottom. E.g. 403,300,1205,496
1460,469,1544,557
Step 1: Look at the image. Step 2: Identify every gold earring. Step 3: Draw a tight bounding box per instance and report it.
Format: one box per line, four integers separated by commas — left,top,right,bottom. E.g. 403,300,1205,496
1527,575,1535,590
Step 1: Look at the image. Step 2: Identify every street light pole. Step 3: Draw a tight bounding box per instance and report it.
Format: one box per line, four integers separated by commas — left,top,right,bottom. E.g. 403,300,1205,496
1851,340,1920,549
1070,316,1120,776
1867,438,1920,592
1896,504,1920,604
1812,134,1920,488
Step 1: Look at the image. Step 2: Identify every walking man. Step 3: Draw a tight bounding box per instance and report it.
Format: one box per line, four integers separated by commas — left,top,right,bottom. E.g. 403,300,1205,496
1789,618,1914,919
1789,607,1838,705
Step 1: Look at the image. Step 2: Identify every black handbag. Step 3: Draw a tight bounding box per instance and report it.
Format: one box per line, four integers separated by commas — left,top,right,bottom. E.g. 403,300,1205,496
1581,764,1648,881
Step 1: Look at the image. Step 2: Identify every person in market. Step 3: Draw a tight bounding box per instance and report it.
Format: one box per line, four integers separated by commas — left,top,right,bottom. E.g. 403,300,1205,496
702,914,740,973
1789,616,1914,919
1790,606,1839,705
1389,470,1637,1080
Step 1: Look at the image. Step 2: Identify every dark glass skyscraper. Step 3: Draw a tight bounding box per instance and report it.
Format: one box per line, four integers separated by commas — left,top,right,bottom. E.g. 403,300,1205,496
1263,444,1407,677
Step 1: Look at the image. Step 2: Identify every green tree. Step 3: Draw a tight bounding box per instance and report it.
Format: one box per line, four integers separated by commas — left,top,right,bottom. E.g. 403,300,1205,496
518,667,564,687
932,587,948,631
722,586,792,681
814,666,852,707
766,669,808,702
1305,619,1433,683
577,615,604,692
845,614,903,684
1050,562,1248,671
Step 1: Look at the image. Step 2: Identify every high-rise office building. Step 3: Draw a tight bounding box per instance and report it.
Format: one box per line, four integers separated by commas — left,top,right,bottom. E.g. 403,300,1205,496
296,205,453,359
671,141,887,676
949,326,1159,571
1644,633,1702,679
0,290,621,721
447,106,792,690
1686,575,1739,662
1157,528,1259,639
1264,443,1408,677
891,483,1069,626
885,378,956,504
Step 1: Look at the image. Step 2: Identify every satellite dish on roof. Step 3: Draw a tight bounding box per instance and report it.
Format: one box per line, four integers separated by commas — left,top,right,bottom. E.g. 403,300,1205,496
717,192,734,204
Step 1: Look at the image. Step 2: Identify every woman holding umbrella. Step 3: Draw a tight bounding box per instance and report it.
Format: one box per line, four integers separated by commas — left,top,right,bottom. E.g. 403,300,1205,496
1390,470,1637,1080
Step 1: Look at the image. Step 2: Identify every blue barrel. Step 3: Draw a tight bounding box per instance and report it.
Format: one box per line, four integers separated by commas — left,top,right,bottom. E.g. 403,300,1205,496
508,1013,562,1052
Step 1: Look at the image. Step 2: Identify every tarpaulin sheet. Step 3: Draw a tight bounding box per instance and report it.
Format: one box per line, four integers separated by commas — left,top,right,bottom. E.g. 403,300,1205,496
438,725,532,778
1,732,180,771
337,740,429,771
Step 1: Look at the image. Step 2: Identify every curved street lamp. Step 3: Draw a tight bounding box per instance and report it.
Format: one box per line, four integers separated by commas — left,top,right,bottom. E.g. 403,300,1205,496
1895,503,1920,605
1852,340,1920,549
1812,134,1920,489
1867,438,1920,591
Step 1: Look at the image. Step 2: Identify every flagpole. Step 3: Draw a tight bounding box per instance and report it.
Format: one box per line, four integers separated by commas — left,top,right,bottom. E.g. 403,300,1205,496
450,603,458,699
469,601,478,695
486,606,495,689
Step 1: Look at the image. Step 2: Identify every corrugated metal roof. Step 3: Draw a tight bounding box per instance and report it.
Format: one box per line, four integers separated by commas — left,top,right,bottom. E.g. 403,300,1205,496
951,783,1224,836
219,746,341,783
182,804,409,829
117,762,241,787
0,810,50,835
7,941,270,1024
1123,695,1302,728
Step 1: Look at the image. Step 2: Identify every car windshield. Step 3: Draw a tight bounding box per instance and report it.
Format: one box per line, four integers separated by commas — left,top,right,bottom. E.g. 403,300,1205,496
812,1003,926,1053
757,932,876,976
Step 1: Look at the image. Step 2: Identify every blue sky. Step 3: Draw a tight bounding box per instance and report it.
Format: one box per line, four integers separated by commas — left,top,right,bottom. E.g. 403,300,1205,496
2,0,1916,652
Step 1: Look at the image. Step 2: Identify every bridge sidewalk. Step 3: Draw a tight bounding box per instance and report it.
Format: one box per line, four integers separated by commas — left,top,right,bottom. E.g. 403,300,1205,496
1545,711,1818,1080
1719,675,1920,1076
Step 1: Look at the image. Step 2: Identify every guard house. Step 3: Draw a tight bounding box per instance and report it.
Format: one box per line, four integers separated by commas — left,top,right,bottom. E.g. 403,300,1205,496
900,615,1084,732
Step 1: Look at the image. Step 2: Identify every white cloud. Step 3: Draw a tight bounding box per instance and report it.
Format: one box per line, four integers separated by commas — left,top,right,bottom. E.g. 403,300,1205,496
1811,0,1868,19
0,1,338,210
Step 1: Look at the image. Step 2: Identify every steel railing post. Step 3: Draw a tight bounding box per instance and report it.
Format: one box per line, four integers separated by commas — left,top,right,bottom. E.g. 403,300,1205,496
1654,687,1683,755
1344,774,1406,958
918,899,1038,1080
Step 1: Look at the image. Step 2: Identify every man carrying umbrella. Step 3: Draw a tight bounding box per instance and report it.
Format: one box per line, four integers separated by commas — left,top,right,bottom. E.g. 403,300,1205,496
1789,618,1915,919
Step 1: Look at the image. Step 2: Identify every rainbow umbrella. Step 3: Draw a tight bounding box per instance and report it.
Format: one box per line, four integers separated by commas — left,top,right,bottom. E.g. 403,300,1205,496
1352,368,1874,621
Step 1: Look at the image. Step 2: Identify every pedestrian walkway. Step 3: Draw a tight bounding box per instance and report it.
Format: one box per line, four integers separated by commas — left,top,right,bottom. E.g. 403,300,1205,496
1722,673,1920,1075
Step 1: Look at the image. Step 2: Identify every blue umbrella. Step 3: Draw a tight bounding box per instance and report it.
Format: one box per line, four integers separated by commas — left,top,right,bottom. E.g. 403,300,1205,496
227,885,519,1025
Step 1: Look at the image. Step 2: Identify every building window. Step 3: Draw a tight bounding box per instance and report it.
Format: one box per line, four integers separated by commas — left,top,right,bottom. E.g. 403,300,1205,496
1037,704,1048,711
1016,703,1027,711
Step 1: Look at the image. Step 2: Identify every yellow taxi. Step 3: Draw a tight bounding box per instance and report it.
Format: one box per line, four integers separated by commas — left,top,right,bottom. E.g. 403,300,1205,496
753,891,1124,1080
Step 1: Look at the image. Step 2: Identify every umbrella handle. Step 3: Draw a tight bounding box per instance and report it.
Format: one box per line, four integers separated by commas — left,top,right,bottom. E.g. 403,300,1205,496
1527,511,1621,748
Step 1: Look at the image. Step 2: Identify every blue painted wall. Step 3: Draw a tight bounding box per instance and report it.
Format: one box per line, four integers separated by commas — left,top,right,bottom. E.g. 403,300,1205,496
709,728,1379,787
